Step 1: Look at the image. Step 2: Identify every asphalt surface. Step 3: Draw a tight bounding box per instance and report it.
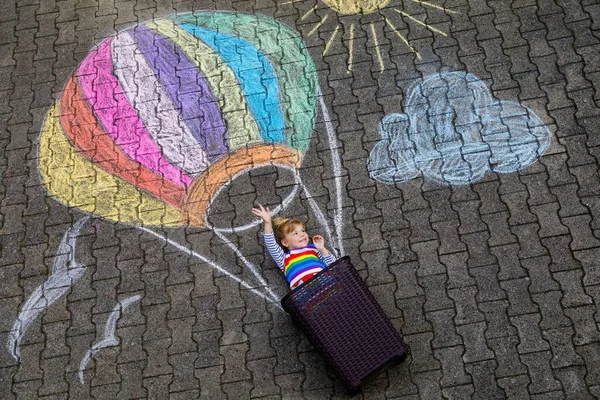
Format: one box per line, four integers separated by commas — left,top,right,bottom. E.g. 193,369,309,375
1,0,600,398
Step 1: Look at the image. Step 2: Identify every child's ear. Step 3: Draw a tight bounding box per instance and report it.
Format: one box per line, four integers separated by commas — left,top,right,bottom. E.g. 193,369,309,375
281,238,288,248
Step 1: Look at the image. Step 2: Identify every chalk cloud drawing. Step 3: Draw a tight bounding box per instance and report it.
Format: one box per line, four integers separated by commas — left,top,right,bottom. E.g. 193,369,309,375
7,217,89,360
36,11,346,308
79,295,141,383
294,0,458,72
368,71,552,185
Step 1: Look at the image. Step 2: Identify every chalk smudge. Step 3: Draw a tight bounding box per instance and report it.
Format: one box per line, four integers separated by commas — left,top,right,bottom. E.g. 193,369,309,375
78,295,141,383
8,217,90,360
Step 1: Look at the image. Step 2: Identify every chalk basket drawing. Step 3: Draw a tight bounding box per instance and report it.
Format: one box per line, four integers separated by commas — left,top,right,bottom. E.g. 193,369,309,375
368,71,552,185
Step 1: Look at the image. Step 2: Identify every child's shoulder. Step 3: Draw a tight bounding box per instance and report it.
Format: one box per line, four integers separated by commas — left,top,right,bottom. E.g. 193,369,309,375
290,244,317,252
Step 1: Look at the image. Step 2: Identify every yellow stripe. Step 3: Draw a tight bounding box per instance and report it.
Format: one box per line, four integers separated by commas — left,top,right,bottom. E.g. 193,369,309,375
308,15,328,37
347,23,355,73
395,9,448,36
370,22,385,73
39,102,183,226
323,25,340,56
301,5,317,21
410,0,459,14
384,17,422,60
146,20,263,150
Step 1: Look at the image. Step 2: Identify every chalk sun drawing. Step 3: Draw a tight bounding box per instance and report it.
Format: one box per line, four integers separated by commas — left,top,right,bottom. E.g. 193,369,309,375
8,217,89,360
288,0,459,73
79,295,141,383
368,71,552,185
37,12,346,308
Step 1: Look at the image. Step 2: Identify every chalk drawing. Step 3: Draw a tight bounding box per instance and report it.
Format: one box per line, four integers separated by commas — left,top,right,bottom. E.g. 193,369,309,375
322,0,392,15
8,217,89,360
368,71,552,185
317,91,345,255
204,91,346,257
39,12,318,228
78,295,141,383
139,226,284,309
35,12,347,335
211,227,281,302
144,165,342,304
299,0,458,72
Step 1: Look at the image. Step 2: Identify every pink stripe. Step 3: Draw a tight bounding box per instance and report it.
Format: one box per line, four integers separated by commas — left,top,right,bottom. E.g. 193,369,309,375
77,38,193,187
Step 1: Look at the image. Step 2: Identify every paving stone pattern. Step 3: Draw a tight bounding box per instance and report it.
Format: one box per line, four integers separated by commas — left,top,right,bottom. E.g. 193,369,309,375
1,0,600,399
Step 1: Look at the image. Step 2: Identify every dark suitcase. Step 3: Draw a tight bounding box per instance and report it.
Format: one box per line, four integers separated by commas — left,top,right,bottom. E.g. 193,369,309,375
281,256,408,393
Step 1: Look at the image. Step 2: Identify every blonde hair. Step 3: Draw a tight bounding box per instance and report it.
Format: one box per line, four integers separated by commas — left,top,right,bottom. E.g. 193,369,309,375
272,217,304,250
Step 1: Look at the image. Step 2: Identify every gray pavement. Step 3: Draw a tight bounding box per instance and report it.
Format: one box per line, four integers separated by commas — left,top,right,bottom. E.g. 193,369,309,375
1,0,600,398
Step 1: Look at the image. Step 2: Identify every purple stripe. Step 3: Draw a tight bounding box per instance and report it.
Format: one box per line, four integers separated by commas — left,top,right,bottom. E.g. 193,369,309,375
77,38,193,187
132,25,229,161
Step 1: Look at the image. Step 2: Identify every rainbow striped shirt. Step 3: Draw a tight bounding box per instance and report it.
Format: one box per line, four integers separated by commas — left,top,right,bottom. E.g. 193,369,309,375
284,245,326,289
263,232,336,290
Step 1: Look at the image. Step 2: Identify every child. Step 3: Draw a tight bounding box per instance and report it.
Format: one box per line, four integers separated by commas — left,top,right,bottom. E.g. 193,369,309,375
252,204,337,290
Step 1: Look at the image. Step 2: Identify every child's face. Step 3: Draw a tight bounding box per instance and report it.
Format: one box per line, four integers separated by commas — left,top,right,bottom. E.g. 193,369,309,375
281,224,309,250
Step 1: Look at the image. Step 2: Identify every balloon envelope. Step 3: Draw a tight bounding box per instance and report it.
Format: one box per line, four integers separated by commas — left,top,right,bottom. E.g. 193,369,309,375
39,12,318,226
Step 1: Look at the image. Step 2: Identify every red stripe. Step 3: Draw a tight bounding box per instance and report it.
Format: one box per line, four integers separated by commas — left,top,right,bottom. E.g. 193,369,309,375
60,75,187,208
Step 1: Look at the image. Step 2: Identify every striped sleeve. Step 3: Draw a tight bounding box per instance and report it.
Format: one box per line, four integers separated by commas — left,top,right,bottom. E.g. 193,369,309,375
319,252,337,266
263,231,285,270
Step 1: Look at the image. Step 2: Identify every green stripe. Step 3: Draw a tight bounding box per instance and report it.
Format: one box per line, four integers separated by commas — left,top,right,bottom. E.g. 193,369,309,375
173,11,318,154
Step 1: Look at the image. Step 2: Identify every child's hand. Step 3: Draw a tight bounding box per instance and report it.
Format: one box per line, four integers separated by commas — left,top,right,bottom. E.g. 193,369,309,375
252,204,272,224
313,235,329,255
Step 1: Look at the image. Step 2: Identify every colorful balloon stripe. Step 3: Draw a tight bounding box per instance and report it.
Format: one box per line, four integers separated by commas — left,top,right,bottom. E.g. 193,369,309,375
112,32,210,177
147,20,263,152
61,75,187,208
77,39,193,188
183,144,301,226
40,103,184,225
175,12,318,153
178,23,286,144
132,25,229,161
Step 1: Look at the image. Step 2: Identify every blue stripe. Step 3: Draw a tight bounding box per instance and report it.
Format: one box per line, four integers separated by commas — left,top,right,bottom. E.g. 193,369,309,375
178,23,286,143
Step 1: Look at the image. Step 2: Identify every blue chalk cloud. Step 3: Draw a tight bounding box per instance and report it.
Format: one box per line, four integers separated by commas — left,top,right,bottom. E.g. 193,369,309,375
368,71,552,185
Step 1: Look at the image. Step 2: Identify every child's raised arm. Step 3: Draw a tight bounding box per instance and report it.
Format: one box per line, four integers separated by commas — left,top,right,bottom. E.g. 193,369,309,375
252,204,273,234
253,204,285,269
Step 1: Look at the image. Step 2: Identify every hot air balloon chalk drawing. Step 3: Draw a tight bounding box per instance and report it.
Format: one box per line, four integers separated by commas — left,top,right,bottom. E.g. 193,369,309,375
28,11,347,369
39,12,322,229
26,11,349,383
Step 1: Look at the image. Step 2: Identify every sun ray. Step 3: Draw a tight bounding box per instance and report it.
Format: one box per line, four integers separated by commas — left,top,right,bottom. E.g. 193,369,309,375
308,15,328,36
384,17,422,59
323,24,341,55
301,4,318,21
347,23,355,73
309,0,455,74
395,9,448,36
280,0,304,5
370,22,385,73
409,0,460,14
